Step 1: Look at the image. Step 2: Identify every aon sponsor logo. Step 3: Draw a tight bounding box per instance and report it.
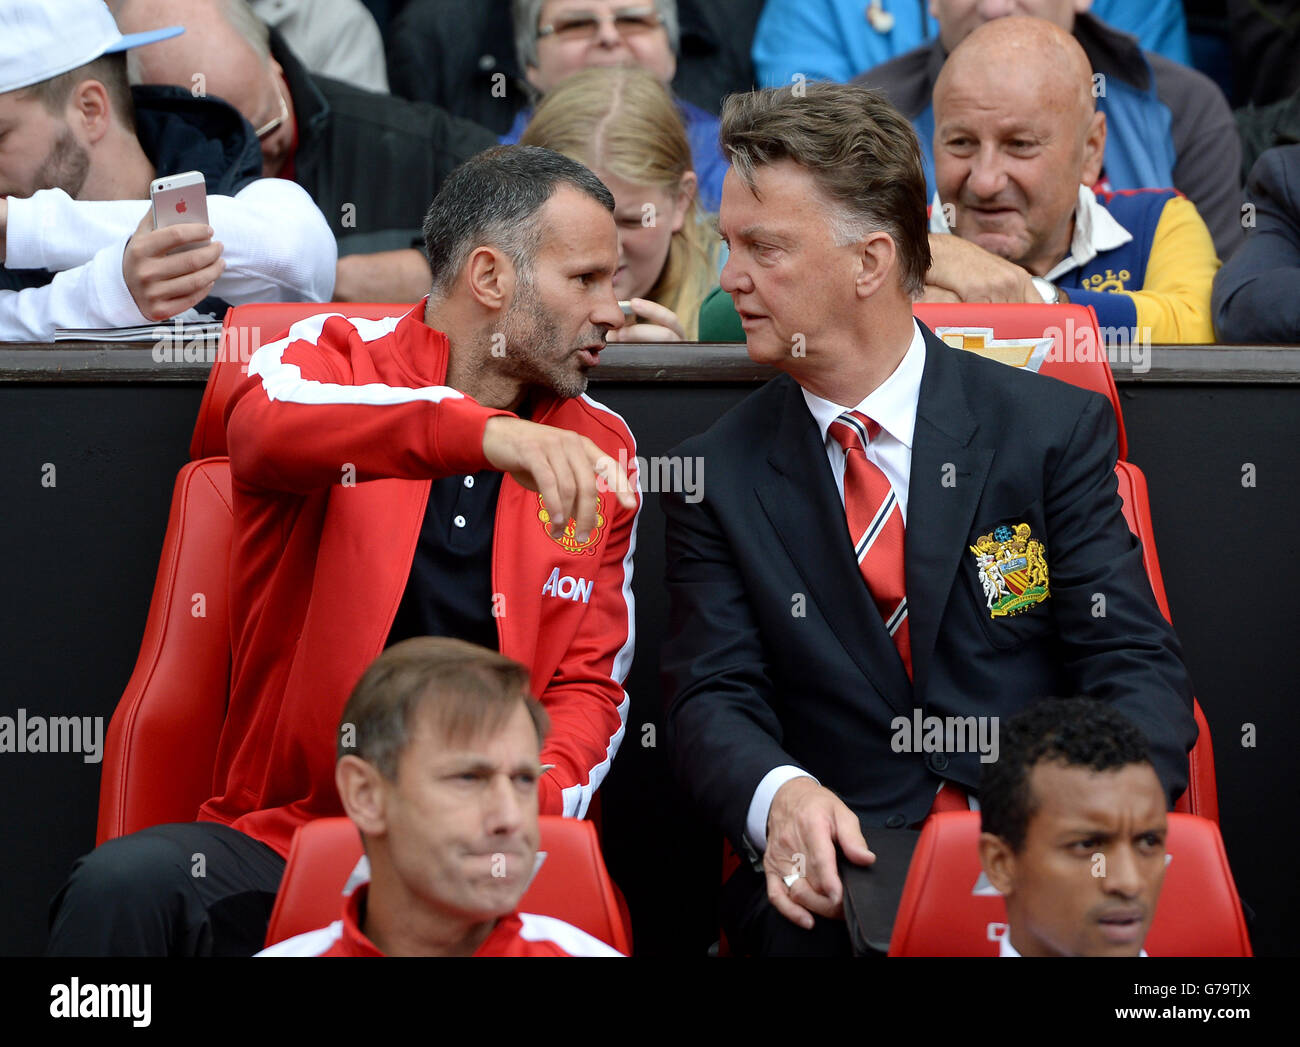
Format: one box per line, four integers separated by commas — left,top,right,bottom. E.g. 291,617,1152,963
541,567,594,603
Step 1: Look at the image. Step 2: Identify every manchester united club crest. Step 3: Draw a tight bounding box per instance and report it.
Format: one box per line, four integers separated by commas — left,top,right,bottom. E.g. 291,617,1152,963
537,493,605,555
969,523,1050,618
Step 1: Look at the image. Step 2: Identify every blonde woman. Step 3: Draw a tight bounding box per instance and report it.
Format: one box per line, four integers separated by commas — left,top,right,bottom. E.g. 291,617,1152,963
520,66,722,341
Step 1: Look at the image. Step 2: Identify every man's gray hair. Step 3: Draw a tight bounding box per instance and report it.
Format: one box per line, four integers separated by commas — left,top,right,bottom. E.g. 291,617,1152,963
512,0,679,73
219,0,271,63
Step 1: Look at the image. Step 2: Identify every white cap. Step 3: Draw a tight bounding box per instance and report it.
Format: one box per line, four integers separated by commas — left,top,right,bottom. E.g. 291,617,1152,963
0,0,183,95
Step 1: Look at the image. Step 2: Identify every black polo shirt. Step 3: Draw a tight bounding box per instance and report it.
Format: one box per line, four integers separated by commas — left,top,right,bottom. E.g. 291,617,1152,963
386,468,504,651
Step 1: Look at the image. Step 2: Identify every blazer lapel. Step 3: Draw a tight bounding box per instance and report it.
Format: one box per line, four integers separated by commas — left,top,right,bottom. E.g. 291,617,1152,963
754,378,913,716
905,331,994,699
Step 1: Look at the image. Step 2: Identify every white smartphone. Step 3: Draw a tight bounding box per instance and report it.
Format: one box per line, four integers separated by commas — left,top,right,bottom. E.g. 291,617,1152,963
150,171,208,245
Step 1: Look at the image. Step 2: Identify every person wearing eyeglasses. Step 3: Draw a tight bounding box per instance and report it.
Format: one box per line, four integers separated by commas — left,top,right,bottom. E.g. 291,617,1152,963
502,1,729,214
0,0,335,341
114,0,499,304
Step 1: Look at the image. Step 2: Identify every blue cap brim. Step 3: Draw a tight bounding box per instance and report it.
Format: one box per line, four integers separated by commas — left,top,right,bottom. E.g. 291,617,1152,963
103,25,185,54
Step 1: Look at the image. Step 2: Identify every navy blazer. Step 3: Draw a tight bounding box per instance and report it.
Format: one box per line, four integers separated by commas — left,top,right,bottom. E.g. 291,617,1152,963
1213,142,1300,343
661,325,1197,850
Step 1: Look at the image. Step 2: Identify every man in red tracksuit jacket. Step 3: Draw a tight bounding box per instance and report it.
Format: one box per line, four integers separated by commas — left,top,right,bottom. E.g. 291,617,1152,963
47,145,641,956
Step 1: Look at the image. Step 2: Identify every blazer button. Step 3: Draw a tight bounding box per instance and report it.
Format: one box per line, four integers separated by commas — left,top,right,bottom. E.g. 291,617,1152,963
929,753,949,772
885,814,905,829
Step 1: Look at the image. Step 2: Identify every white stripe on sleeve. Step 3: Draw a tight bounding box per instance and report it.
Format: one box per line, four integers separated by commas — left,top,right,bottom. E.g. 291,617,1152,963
247,310,468,408
255,921,344,957
556,394,642,820
516,913,624,956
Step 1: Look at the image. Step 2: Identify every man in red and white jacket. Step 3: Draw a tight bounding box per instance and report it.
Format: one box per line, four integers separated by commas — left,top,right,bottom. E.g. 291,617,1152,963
259,636,623,958
47,145,640,956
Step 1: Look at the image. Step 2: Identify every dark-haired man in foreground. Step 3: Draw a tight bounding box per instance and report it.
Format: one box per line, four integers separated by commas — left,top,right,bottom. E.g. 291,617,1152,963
979,698,1167,957
260,637,622,957
48,145,640,956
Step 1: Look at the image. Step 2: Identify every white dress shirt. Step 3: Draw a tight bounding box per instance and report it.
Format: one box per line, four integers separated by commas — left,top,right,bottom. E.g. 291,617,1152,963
744,320,928,854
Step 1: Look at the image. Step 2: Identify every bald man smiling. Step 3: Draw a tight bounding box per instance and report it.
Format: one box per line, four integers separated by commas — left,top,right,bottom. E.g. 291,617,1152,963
923,17,1218,345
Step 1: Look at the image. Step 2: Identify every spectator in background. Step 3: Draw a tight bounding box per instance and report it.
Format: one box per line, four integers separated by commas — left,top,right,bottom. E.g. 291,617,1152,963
1234,87,1300,183
979,699,1168,958
1213,144,1300,344
752,0,1190,88
114,0,496,302
1227,0,1300,108
503,0,728,213
668,0,765,117
927,18,1218,343
250,0,390,93
856,0,1244,261
387,0,764,130
387,0,530,134
0,0,334,340
260,638,623,957
698,20,1220,345
520,67,721,340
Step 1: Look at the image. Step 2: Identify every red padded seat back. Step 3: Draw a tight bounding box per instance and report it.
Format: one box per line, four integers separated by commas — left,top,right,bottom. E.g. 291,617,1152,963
263,816,633,954
888,812,1250,956
96,459,234,843
913,302,1127,460
1113,461,1218,821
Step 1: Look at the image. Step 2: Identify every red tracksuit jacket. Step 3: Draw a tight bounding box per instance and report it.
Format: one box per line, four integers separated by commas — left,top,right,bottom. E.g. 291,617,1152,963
201,303,641,856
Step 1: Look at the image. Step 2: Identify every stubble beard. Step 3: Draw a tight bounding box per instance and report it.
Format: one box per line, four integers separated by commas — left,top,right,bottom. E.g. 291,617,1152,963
32,126,91,199
499,276,591,401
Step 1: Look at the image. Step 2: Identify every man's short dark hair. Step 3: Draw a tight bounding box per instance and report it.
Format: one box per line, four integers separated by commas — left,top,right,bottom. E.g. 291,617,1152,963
421,144,615,301
719,82,931,297
337,636,549,781
17,53,136,135
980,698,1153,852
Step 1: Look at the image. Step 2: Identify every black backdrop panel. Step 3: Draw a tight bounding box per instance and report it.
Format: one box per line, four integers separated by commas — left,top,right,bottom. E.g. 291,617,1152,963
0,380,1295,956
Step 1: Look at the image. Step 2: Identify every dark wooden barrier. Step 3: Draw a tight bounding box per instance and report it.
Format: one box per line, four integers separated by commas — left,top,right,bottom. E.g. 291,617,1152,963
1,342,1297,956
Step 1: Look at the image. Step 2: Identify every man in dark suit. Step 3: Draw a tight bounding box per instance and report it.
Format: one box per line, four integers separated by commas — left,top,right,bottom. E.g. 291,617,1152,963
661,82,1197,957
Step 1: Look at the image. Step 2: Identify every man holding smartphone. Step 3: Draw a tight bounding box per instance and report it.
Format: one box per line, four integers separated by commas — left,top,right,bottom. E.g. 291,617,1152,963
0,0,334,340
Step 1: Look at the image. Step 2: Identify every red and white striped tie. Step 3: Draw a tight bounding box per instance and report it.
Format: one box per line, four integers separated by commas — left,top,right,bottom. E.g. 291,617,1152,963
828,410,912,680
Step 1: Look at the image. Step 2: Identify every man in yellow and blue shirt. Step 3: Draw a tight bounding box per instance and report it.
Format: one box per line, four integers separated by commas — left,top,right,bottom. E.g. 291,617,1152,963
924,16,1217,345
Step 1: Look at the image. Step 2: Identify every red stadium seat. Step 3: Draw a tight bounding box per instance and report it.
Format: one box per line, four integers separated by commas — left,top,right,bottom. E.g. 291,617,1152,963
1115,461,1173,623
1115,461,1218,821
888,811,1251,956
96,458,234,843
263,815,633,954
913,302,1128,459
190,302,416,459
